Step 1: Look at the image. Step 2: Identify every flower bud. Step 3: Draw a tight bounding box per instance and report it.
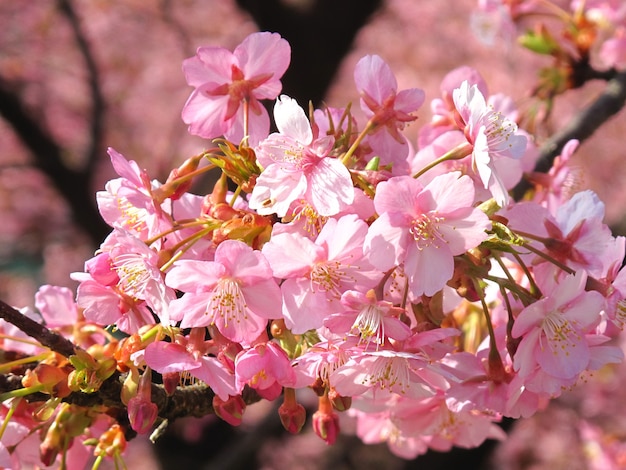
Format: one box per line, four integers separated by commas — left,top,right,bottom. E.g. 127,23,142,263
312,409,340,445
213,395,246,426
328,388,351,412
278,401,306,434
127,395,158,434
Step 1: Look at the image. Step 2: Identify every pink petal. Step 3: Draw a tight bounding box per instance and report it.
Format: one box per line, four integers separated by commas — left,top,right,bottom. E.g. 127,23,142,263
144,342,201,373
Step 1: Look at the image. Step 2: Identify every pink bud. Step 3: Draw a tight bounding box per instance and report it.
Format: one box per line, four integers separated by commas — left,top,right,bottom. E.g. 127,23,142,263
85,252,119,286
213,395,246,426
127,395,158,434
312,409,340,445
278,401,306,434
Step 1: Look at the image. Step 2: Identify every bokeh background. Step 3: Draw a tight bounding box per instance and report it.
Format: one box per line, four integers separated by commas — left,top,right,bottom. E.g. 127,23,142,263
2,1,626,468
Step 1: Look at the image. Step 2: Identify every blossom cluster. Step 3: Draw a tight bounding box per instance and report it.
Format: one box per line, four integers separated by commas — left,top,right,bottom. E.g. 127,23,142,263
1,2,626,467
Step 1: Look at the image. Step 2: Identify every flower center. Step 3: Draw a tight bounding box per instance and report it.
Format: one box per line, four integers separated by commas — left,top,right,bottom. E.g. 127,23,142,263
409,212,446,250
309,261,351,298
353,305,385,345
114,253,152,299
208,278,247,327
362,356,411,395
541,311,580,352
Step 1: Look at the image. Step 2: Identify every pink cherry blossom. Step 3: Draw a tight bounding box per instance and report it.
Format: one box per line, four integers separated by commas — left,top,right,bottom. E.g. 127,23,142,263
234,341,297,400
452,80,528,206
511,271,607,380
165,239,281,344
249,95,354,217
364,172,491,297
354,54,425,174
144,335,237,401
96,148,164,240
324,289,411,346
262,214,380,333
181,32,290,145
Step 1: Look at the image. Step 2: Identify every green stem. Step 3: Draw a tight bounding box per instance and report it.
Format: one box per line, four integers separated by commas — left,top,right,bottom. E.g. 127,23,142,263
412,142,473,179
0,384,46,403
341,120,376,166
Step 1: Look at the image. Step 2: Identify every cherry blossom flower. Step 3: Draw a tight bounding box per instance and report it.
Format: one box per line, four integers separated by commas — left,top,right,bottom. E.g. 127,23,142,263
452,80,528,206
505,190,617,277
324,289,411,346
234,341,296,400
364,172,491,297
165,239,281,344
144,334,237,401
96,148,163,240
181,32,290,145
354,54,425,174
262,214,380,333
249,95,354,217
511,271,609,381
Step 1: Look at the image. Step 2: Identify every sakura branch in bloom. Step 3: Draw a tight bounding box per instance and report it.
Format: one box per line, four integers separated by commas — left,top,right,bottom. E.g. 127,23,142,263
2,1,626,467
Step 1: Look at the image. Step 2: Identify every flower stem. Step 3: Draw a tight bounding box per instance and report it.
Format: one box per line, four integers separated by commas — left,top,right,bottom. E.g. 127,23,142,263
412,142,473,179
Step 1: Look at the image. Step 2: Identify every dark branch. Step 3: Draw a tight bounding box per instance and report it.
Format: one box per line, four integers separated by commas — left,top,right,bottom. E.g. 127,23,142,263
57,0,106,176
0,299,77,358
0,78,111,245
514,69,626,199
236,0,383,107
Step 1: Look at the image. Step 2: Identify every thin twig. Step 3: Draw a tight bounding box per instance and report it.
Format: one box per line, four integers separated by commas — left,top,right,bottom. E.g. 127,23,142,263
0,299,77,358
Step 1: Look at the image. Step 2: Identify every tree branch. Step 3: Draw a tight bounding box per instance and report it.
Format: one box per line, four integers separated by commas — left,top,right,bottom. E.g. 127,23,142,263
57,0,106,176
0,299,77,358
0,78,111,245
514,69,626,199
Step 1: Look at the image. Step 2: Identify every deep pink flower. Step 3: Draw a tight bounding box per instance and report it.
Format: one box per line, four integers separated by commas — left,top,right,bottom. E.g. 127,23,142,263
249,95,354,217
165,239,281,344
354,55,425,174
234,341,296,400
144,337,237,401
181,32,290,145
364,172,491,297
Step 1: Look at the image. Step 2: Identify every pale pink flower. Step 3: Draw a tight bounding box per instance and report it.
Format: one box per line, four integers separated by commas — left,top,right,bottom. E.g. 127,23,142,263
104,229,175,325
453,80,527,206
262,214,380,333
234,341,296,400
181,32,290,145
600,27,626,69
512,271,607,380
364,172,491,297
354,55,425,174
96,148,163,239
165,239,281,344
249,95,353,217
330,348,438,399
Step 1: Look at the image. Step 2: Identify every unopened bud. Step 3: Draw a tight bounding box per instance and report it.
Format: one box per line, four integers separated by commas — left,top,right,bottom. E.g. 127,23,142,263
312,409,340,445
213,395,246,426
278,401,306,434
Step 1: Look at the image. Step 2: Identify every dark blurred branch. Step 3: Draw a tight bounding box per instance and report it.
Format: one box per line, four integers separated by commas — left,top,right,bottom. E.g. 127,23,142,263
514,69,626,199
236,0,383,107
57,0,106,176
0,79,111,245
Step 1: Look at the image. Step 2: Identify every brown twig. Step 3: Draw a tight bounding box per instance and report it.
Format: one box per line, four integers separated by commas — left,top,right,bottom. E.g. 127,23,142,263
0,299,77,358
